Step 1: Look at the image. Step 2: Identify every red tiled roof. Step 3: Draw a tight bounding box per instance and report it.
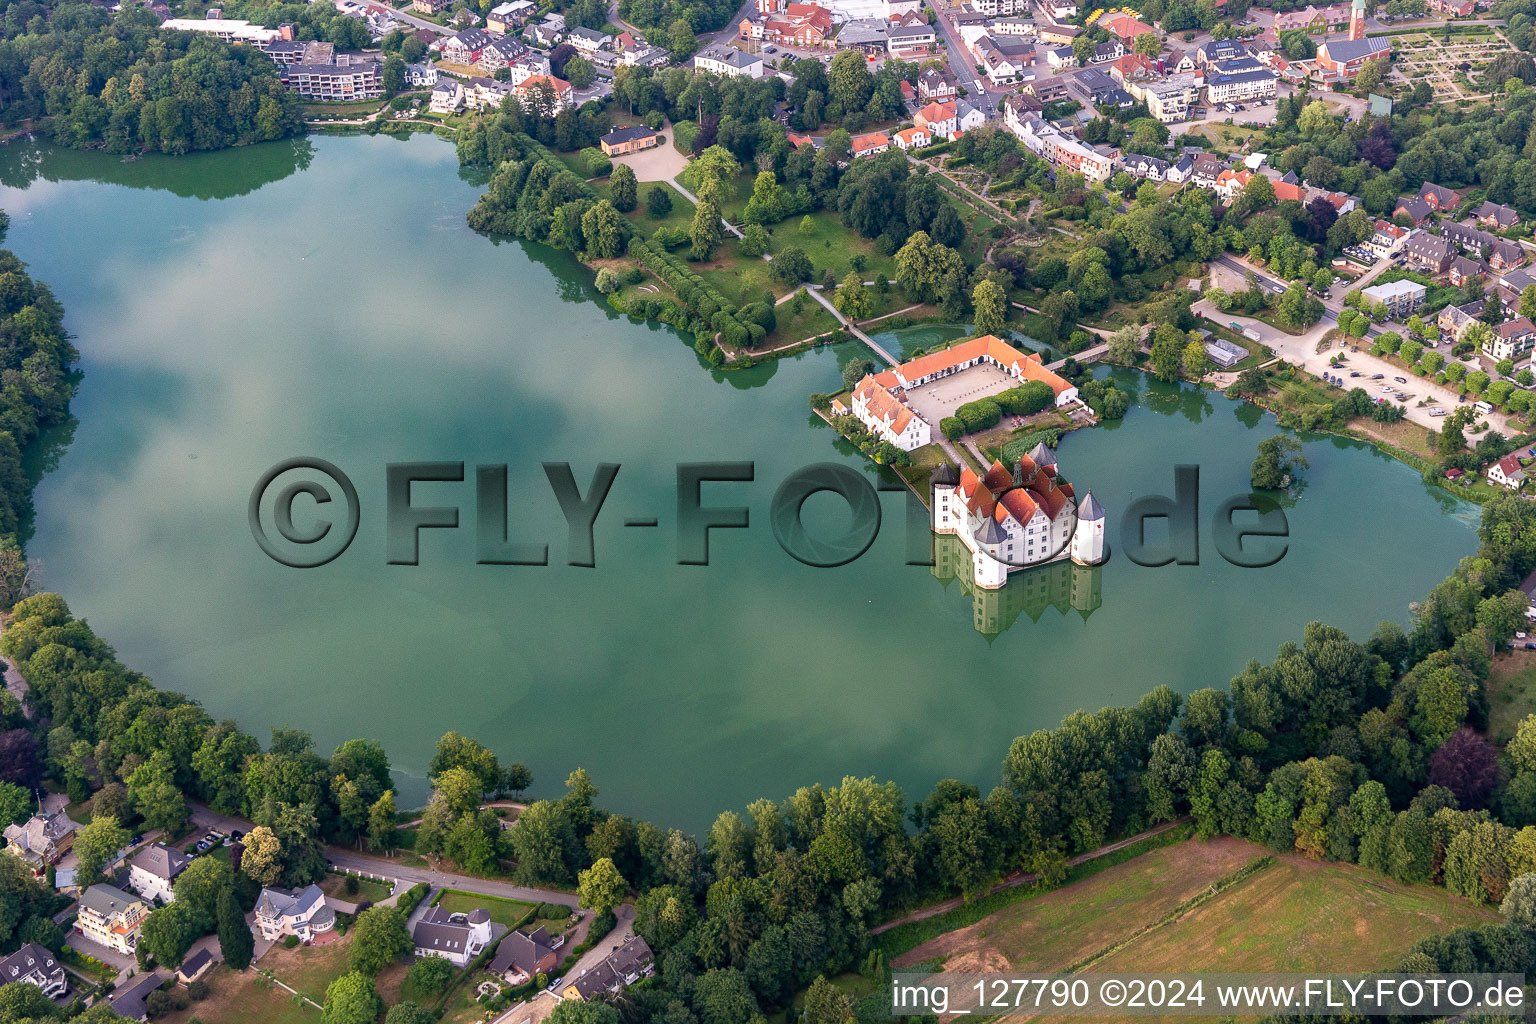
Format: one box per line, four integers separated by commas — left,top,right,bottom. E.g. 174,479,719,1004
873,335,1074,397
916,101,956,123
853,374,913,435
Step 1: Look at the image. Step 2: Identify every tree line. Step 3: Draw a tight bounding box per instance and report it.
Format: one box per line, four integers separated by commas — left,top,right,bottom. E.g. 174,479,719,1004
0,3,305,154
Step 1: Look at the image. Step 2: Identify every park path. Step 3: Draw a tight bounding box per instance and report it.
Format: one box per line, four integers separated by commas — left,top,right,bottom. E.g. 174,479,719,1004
805,287,900,366
870,818,1190,935
666,177,744,240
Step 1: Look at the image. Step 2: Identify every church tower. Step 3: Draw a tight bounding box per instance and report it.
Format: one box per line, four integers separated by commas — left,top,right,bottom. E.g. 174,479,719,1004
1349,0,1366,41
1071,491,1107,566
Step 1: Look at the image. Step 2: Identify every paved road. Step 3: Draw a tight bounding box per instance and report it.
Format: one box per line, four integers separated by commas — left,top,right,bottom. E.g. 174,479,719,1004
345,0,449,36
924,0,999,109
326,847,580,906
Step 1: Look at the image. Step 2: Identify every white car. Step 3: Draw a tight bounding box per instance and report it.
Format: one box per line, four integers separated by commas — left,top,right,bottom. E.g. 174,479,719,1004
1519,632,1528,639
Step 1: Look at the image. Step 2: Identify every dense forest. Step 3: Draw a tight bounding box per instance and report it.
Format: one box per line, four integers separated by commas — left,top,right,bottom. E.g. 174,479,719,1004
0,226,77,606
0,2,304,153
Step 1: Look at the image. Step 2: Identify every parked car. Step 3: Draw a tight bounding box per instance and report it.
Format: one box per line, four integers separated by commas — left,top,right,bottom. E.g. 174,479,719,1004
1371,373,1384,380
1394,376,1407,384
1350,371,1361,377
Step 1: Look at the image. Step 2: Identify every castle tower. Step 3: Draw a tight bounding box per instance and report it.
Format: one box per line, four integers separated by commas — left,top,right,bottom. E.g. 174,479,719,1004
1071,490,1107,566
1348,0,1366,41
929,461,960,535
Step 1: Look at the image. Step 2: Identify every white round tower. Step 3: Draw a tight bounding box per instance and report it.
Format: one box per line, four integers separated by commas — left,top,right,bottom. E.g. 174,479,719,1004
1071,490,1106,566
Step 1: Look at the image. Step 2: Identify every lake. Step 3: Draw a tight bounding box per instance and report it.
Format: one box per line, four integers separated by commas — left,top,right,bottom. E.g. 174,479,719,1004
0,133,1480,830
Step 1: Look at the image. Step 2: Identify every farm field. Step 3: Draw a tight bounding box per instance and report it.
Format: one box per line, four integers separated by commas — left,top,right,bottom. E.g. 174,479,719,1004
893,837,1499,1023
891,837,1260,972
1091,853,1497,975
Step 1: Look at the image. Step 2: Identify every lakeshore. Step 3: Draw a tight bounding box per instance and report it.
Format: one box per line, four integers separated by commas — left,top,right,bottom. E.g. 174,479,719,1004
0,133,1483,830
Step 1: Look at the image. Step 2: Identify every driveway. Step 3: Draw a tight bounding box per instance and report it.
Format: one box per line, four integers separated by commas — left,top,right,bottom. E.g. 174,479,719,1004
612,135,688,182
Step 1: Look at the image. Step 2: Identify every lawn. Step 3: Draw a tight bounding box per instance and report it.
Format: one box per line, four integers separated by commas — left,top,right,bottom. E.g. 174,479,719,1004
318,871,393,904
768,294,840,348
619,181,695,238
1489,649,1536,743
433,889,540,929
159,938,354,1024
156,965,319,1024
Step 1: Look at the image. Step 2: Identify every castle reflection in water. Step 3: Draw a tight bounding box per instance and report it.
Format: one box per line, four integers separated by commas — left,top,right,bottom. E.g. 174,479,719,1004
930,533,1103,639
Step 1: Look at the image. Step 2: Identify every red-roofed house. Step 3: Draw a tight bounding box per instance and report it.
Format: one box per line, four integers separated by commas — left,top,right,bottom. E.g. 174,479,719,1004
1099,12,1155,40
849,334,1079,454
893,125,931,150
1490,454,1528,490
850,131,890,157
914,100,958,137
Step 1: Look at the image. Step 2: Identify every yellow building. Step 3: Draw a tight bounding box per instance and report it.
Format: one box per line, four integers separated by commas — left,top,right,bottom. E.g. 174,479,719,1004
75,885,147,956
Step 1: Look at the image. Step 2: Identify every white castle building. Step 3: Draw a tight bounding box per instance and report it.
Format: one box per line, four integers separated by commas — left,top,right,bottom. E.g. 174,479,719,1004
931,445,1105,588
846,335,1080,453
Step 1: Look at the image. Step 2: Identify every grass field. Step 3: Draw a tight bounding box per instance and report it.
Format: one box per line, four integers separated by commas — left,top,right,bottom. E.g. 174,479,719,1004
159,938,355,1024
1490,649,1536,742
158,965,319,1024
892,837,1260,972
893,837,1497,986
1091,850,1497,975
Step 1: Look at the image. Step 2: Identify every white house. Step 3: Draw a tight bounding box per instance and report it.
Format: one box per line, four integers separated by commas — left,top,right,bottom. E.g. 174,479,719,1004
254,885,334,943
128,843,192,905
693,43,763,78
1490,454,1527,490
429,78,464,113
405,62,438,86
412,905,495,966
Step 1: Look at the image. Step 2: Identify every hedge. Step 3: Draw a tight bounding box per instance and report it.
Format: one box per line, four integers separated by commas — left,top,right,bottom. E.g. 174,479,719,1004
995,380,1056,417
629,239,754,348
397,882,430,918
956,398,1002,432
940,416,963,439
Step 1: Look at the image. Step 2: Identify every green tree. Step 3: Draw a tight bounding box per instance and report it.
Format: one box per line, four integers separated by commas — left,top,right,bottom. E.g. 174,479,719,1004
740,223,770,258
549,1001,621,1024
1251,435,1308,489
1149,323,1184,381
566,56,597,88
972,279,1008,338
349,906,413,976
323,972,383,1024
73,815,129,888
386,1004,438,1024
367,790,398,853
770,247,813,285
128,751,186,833
382,55,406,96
578,856,628,917
647,185,674,219
1182,339,1211,381
581,200,627,260
217,885,254,970
835,274,873,320
690,198,725,260
609,164,638,213
804,975,857,1024
174,854,234,930
240,825,283,886
140,901,199,968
